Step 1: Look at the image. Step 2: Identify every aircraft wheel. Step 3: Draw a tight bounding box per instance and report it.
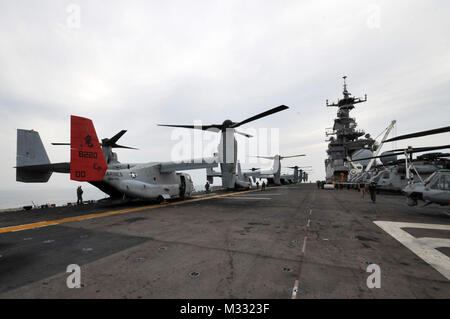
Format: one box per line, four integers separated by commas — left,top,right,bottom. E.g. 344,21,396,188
157,195,165,204
406,197,417,207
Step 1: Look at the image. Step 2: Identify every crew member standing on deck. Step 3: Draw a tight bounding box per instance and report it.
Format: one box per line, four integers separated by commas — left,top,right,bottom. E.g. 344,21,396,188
256,181,259,189
359,182,366,199
77,186,83,205
205,181,210,194
368,181,377,203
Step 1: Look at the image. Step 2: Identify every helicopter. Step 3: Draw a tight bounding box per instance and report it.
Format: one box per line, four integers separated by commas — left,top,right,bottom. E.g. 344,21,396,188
158,105,290,190
349,125,450,207
16,115,218,202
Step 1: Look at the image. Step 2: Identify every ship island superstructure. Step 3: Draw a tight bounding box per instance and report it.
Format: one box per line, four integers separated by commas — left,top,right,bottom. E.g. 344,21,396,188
325,77,376,182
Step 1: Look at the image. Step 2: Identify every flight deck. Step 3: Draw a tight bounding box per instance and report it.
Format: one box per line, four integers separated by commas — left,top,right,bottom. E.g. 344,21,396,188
0,184,449,298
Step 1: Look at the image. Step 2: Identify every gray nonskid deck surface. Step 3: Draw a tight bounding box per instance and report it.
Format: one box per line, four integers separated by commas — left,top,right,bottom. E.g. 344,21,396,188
0,184,448,298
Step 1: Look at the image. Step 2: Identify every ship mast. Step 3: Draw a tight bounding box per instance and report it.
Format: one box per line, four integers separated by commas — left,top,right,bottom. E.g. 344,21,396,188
324,76,374,182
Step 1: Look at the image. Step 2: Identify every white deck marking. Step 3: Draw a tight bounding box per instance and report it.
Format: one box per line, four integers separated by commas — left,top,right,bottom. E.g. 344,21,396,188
291,210,312,299
374,221,450,280
301,236,308,253
291,279,299,299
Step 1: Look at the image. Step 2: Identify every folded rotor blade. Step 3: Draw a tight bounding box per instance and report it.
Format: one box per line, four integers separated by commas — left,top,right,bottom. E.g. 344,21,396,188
348,144,450,162
385,126,450,143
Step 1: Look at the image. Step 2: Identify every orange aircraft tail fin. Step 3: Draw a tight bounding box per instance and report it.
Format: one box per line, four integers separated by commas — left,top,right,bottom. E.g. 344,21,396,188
70,115,107,181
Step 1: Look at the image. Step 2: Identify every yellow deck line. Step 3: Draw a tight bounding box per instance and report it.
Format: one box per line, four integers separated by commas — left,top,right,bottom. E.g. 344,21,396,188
0,188,263,234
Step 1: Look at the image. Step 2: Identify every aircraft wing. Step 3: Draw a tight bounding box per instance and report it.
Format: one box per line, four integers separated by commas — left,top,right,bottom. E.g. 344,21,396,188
159,157,218,173
243,171,262,177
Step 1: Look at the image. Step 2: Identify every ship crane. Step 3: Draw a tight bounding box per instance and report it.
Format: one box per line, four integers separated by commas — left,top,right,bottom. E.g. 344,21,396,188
365,120,397,172
346,120,396,179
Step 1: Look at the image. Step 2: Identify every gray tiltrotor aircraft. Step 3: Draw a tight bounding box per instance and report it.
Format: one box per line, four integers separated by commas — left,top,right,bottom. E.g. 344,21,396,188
280,166,311,184
16,116,217,202
246,155,307,185
158,105,289,190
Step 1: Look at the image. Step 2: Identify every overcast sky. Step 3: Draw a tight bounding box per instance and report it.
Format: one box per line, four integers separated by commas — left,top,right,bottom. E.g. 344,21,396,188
1,0,449,196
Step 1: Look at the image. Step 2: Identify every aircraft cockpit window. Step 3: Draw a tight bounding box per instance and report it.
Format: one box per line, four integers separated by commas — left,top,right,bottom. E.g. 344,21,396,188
424,172,437,186
430,174,450,190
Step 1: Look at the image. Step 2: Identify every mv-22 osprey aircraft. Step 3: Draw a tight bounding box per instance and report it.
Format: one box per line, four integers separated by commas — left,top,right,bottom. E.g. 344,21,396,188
158,105,290,189
16,116,217,202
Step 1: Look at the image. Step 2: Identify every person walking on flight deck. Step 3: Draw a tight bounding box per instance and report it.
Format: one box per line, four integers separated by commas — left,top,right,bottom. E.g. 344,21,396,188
77,186,83,205
369,181,377,203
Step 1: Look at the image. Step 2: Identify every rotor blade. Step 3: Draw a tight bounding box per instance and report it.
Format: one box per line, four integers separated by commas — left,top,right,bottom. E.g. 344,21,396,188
400,145,450,154
51,143,70,146
114,144,139,150
253,156,275,160
385,126,450,143
157,124,222,132
108,130,127,144
235,130,253,138
348,145,450,162
280,154,306,159
231,105,289,128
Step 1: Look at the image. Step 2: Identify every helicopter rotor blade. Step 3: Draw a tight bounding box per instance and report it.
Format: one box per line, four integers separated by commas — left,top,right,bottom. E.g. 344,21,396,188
231,105,289,128
385,126,450,143
347,144,450,162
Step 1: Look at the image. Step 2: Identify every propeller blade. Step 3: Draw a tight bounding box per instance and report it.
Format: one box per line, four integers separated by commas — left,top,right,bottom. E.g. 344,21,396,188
235,130,253,138
253,156,275,160
51,143,70,146
385,126,450,143
157,124,222,132
231,105,289,128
